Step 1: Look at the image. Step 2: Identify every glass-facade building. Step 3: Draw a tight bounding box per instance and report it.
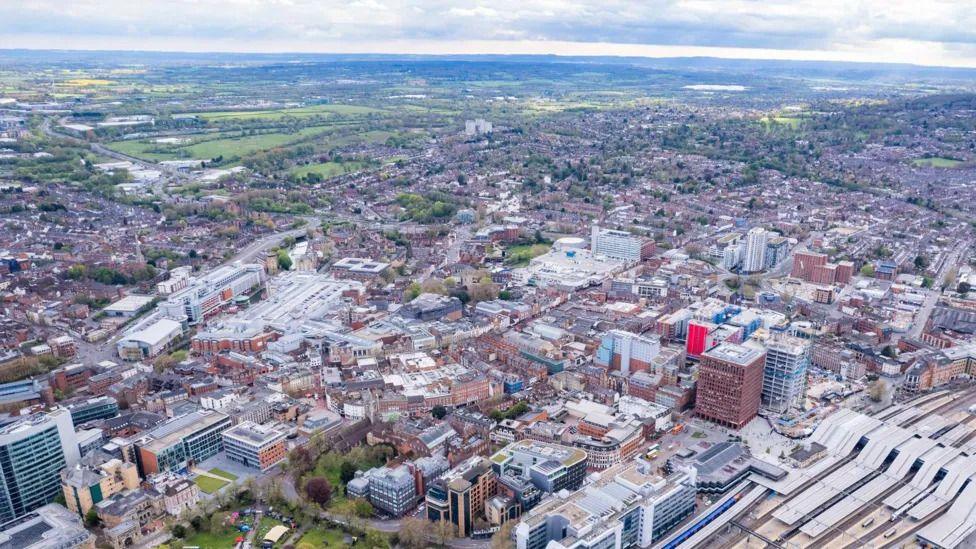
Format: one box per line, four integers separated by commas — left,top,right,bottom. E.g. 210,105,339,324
0,409,78,522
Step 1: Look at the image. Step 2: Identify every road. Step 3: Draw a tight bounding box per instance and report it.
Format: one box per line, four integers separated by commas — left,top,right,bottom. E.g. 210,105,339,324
907,238,970,339
229,224,313,264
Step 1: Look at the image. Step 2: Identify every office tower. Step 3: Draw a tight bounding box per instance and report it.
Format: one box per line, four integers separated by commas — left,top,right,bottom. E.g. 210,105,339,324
595,330,661,374
135,410,231,475
762,335,811,414
0,409,79,521
741,227,767,273
515,462,696,549
368,466,417,517
490,440,588,494
65,396,119,426
426,456,497,537
221,421,289,472
696,343,766,429
591,225,655,262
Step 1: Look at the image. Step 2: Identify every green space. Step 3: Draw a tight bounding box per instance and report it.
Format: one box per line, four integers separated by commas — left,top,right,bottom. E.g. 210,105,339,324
208,468,238,481
296,527,389,549
181,126,330,161
291,160,368,179
194,475,229,494
762,116,803,129
105,126,397,165
504,243,550,266
180,528,241,549
256,516,287,545
297,528,348,547
912,156,963,168
189,104,386,121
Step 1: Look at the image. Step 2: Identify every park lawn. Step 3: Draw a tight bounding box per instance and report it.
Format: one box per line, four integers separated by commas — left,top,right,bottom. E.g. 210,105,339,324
181,529,242,549
297,527,348,548
912,157,963,168
291,161,368,179
190,104,386,122
194,475,229,494
208,467,238,481
504,243,551,266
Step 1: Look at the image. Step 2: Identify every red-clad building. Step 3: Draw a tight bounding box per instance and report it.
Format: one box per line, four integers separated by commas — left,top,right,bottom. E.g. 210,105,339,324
686,320,716,358
792,251,827,281
696,343,766,429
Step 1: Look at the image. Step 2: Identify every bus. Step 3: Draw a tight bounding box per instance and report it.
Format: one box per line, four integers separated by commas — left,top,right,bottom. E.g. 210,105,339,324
861,517,874,528
671,424,685,435
883,528,897,539
646,444,661,458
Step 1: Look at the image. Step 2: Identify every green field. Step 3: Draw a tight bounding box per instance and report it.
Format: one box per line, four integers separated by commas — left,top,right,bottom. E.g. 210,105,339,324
194,475,229,494
762,116,803,129
208,467,238,481
103,139,182,161
291,161,368,179
504,243,551,266
912,157,963,168
189,104,386,121
106,125,336,163
297,528,348,548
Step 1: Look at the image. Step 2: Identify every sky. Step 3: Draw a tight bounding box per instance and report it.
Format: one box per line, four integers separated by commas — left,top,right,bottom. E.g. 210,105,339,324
4,0,976,68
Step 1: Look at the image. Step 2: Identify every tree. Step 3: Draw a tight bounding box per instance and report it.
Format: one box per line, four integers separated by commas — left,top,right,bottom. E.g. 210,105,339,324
432,405,448,419
490,521,516,549
399,517,429,549
351,497,374,518
340,461,358,485
84,508,100,528
860,264,875,277
868,380,885,403
171,524,187,539
190,515,205,532
914,255,929,270
405,281,422,301
959,281,972,296
277,249,293,271
433,519,457,545
305,477,333,507
288,446,314,477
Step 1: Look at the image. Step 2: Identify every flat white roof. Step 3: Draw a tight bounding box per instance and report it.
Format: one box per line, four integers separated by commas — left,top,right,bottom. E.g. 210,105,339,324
104,295,154,313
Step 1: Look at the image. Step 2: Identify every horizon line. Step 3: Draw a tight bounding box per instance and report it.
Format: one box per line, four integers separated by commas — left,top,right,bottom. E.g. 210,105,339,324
3,37,976,71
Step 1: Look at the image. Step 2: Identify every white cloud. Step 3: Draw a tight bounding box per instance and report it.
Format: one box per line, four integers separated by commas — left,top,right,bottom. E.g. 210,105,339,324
3,0,976,67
